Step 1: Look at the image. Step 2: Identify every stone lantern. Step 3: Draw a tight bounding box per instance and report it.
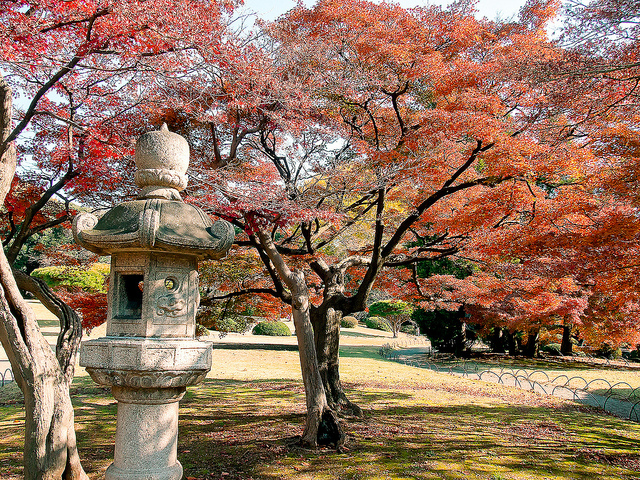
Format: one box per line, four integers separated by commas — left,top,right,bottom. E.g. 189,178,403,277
74,124,234,480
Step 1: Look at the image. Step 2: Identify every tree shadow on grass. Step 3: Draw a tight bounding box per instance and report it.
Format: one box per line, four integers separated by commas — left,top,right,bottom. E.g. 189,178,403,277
339,345,384,361
5,377,640,479
340,330,388,339
176,379,640,479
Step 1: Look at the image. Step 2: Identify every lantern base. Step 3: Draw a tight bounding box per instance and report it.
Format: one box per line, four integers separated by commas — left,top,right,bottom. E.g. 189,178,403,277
105,462,183,480
105,386,185,480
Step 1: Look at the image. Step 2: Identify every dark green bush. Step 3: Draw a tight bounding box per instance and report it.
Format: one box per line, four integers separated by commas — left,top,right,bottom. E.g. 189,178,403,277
400,323,418,335
341,316,358,328
196,307,252,334
252,321,291,336
364,316,391,332
31,263,109,293
412,307,476,356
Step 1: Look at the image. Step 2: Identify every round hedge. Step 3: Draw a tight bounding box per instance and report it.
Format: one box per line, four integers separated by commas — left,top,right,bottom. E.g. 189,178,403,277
341,316,358,328
364,316,391,332
252,320,292,336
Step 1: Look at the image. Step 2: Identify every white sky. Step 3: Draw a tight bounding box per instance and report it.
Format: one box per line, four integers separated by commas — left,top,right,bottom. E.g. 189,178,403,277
240,0,527,21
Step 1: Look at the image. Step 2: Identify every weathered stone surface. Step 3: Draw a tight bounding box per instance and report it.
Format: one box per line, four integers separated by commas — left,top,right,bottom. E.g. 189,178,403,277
73,201,234,260
106,398,182,480
76,124,233,480
135,123,189,198
103,253,200,338
80,338,212,375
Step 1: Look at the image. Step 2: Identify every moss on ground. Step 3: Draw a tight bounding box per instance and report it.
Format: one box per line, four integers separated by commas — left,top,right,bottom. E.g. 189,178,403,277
2,350,640,479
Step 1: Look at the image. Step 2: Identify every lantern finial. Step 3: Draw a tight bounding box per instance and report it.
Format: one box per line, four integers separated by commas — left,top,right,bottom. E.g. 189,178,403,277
134,123,189,200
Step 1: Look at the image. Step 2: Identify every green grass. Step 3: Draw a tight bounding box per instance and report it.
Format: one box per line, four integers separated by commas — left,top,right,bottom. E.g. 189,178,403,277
3,348,640,479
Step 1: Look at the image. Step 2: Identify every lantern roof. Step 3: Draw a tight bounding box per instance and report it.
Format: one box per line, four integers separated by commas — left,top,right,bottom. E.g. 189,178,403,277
73,124,234,260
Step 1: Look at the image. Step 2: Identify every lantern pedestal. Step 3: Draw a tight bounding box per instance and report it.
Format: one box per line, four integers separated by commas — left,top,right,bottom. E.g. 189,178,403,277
106,388,183,480
81,337,212,480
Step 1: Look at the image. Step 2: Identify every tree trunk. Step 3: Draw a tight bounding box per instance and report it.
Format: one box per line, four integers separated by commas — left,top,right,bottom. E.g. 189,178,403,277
256,229,343,448
524,329,540,358
311,306,362,417
561,323,573,355
0,76,87,480
309,258,364,418
491,327,506,353
504,330,519,356
290,272,342,447
391,316,399,338
0,249,87,479
13,271,83,382
453,321,467,357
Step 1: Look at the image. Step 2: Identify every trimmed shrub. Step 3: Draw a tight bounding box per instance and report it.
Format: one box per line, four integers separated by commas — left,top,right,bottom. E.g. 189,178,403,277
368,300,414,318
341,316,358,328
364,316,391,332
252,321,292,336
31,263,109,293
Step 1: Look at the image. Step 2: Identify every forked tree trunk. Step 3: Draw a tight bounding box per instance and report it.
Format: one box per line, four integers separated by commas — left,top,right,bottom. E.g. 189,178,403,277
311,306,362,417
0,77,87,480
257,229,343,448
309,258,365,417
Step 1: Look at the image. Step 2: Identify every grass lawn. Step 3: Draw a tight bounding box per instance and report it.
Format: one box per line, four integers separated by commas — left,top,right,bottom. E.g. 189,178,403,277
3,347,640,479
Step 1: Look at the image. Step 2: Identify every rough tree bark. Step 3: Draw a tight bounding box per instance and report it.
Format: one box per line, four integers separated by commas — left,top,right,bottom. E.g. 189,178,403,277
256,229,344,448
0,77,88,480
310,258,367,417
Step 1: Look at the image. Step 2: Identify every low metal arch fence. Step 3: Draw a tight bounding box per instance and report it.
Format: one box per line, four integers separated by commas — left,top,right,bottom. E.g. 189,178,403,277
1,367,14,386
378,343,640,422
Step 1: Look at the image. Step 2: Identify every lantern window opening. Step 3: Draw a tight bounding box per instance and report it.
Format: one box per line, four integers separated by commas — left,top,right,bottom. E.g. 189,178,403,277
117,273,145,319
